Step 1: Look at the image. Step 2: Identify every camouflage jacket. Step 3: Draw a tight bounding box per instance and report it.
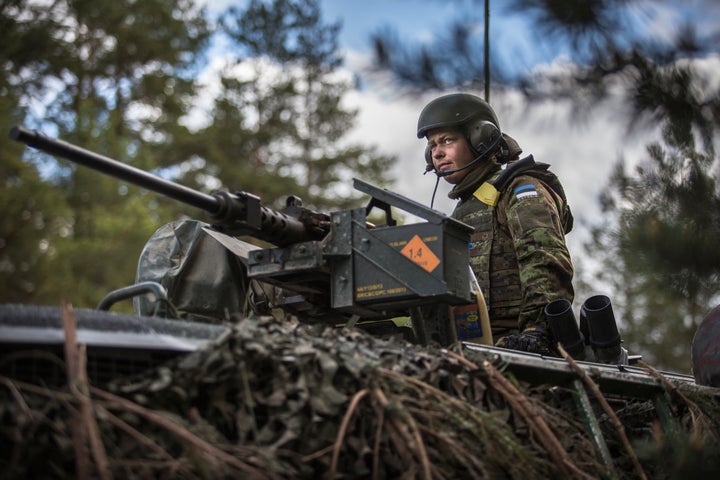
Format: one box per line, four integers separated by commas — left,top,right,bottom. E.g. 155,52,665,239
451,158,574,338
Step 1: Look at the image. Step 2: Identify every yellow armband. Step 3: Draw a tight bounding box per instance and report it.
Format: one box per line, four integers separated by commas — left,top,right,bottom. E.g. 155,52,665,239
473,182,500,207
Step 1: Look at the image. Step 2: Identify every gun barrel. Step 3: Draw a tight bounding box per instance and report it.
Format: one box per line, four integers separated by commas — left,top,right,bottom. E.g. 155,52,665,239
10,126,324,246
10,126,220,214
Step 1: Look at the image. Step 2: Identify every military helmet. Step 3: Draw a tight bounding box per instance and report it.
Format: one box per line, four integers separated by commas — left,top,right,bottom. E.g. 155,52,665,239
417,93,502,166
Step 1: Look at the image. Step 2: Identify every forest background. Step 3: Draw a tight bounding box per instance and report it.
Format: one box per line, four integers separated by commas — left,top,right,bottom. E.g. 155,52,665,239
1,0,719,373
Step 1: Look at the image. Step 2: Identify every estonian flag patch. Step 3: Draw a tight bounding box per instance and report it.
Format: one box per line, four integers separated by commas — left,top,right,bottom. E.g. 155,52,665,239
514,184,537,200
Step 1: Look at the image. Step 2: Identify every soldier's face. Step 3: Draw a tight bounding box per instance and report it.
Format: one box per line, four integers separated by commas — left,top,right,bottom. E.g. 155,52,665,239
426,128,476,184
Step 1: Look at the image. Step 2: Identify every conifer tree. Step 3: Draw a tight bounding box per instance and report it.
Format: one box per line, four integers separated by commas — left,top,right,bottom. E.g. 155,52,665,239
1,1,72,303
189,0,395,211
588,119,720,371
2,0,210,308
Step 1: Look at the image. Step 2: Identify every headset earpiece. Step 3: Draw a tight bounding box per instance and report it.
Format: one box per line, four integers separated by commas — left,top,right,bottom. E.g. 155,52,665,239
498,136,510,163
467,119,501,156
424,145,434,171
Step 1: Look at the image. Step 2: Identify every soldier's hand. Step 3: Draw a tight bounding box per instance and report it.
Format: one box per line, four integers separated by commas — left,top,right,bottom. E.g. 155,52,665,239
495,327,554,356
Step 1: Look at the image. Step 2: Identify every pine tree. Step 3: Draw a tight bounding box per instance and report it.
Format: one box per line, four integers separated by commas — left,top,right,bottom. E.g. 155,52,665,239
1,1,72,303
0,98,71,303
588,120,720,371
188,0,395,212
2,0,210,308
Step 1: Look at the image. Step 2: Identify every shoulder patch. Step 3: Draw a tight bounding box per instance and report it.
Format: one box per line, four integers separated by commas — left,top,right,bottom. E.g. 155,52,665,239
513,184,537,200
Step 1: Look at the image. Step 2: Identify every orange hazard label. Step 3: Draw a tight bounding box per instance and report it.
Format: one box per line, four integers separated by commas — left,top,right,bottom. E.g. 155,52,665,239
400,235,440,273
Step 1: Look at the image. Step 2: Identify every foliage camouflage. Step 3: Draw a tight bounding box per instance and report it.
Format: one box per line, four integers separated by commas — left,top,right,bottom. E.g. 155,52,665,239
1,312,719,479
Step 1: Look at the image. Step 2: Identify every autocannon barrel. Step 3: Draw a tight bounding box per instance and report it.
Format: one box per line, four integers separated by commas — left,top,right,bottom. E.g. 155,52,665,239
9,126,324,246
11,126,219,211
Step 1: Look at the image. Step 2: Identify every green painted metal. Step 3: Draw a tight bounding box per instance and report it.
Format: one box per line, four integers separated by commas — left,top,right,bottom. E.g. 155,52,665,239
571,378,618,478
653,392,677,434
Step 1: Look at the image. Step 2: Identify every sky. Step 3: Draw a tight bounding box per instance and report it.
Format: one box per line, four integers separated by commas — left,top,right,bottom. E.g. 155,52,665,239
199,0,720,277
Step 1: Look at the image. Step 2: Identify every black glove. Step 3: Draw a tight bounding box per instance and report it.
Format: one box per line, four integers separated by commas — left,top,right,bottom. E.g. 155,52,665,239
495,326,555,356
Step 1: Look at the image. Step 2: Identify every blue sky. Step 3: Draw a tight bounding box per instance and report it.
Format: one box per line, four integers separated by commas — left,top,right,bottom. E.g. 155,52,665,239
206,0,557,73
204,1,720,65
319,0,555,77
205,1,720,83
320,0,439,50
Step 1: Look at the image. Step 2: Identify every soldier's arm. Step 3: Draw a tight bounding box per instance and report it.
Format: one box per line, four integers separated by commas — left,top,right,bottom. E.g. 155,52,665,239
501,175,574,331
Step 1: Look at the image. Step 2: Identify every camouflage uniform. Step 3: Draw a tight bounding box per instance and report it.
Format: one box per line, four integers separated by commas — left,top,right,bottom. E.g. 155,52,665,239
449,136,574,340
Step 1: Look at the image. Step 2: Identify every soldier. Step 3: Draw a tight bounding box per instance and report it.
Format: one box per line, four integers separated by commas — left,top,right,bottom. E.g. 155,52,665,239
417,93,574,355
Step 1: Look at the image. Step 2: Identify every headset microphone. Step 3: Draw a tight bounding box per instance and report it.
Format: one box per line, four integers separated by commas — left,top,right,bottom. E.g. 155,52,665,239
435,151,485,177
427,131,504,177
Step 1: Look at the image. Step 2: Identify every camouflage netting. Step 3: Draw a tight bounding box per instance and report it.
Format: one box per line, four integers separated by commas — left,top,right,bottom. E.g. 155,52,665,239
2,313,720,479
